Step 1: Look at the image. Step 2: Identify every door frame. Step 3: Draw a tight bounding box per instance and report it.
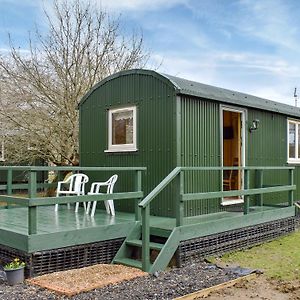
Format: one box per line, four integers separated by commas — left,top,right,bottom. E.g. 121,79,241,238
220,105,247,205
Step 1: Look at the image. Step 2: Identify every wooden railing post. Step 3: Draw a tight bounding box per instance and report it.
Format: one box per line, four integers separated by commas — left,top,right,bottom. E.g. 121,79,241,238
175,170,184,227
7,168,12,195
135,170,142,221
28,170,37,235
255,170,264,206
243,169,250,215
6,168,13,209
288,169,294,206
141,205,150,272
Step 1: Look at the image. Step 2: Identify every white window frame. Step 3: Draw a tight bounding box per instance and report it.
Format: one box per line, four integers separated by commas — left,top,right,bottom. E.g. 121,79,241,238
287,119,300,163
106,106,137,152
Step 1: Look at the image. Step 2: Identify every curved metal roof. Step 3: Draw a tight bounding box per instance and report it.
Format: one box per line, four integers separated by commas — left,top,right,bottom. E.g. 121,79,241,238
80,69,300,118
161,72,300,118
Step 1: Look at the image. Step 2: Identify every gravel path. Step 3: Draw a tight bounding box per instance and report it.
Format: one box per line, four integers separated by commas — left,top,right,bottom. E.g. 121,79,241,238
0,262,240,300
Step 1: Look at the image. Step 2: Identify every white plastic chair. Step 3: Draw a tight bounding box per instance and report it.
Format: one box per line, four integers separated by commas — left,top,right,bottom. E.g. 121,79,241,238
87,174,118,217
55,173,89,212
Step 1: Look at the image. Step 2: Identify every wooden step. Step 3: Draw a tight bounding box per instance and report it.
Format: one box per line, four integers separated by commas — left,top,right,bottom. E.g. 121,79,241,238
113,258,144,269
150,227,172,238
126,239,164,250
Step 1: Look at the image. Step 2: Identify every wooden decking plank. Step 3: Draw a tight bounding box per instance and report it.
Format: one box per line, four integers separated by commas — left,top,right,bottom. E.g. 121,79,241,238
27,221,137,252
0,228,28,251
0,205,294,253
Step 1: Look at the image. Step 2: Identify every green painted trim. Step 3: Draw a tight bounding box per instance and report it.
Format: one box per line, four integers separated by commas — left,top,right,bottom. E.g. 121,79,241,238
149,228,180,274
142,205,150,271
28,207,37,235
7,169,12,195
0,184,30,191
175,171,184,226
28,192,144,206
126,239,164,250
0,229,28,252
0,192,144,207
134,170,142,221
244,169,250,215
139,168,180,208
0,196,29,206
29,171,37,198
0,166,147,171
150,227,172,238
178,206,295,241
182,185,296,201
176,95,181,166
181,166,294,171
289,169,294,206
255,170,263,206
27,222,136,253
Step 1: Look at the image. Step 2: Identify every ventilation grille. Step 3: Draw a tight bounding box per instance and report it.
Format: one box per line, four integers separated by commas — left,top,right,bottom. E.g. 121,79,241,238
178,217,295,266
0,238,124,277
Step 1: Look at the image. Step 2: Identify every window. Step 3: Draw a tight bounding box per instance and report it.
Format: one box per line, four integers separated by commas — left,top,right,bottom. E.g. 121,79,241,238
288,120,300,162
107,106,137,152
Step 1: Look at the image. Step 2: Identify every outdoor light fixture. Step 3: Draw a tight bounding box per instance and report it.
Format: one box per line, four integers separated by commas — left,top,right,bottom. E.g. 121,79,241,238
249,119,260,132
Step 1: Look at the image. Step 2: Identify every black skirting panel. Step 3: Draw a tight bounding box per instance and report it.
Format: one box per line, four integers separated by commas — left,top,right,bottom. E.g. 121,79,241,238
177,216,295,266
0,238,124,277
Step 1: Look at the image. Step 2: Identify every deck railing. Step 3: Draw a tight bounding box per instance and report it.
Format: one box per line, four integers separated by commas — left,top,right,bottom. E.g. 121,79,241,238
0,166,146,235
138,166,295,271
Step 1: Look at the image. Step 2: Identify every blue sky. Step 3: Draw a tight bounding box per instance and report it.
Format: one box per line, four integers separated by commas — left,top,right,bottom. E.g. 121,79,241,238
0,0,300,106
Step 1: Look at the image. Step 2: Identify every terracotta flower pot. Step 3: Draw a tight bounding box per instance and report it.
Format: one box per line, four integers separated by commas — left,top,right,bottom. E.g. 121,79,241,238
4,266,25,285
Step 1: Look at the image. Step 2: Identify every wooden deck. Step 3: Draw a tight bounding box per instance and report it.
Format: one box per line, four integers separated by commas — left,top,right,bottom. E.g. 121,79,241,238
0,204,295,254
0,165,296,273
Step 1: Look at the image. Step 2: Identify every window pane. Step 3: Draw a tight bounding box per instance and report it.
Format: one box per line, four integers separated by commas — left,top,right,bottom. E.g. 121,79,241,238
289,123,296,158
112,110,133,145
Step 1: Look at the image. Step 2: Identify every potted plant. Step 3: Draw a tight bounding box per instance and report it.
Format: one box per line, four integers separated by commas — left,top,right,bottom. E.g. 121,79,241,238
3,258,25,285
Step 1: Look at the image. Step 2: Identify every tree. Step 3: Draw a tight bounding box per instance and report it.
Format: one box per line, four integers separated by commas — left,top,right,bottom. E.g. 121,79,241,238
0,0,149,166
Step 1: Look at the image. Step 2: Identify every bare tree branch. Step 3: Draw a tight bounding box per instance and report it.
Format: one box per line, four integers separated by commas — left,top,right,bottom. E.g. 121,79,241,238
0,0,149,166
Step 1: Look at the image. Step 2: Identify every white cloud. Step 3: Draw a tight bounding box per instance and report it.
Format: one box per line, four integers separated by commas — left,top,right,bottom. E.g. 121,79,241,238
152,53,218,84
98,0,188,12
151,47,299,105
215,52,300,78
238,0,300,51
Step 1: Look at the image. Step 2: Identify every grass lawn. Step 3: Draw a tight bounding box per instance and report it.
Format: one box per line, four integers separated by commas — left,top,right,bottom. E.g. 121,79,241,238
217,231,300,281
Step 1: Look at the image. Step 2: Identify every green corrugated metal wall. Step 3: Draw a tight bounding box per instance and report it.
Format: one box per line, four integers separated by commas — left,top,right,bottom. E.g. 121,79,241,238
80,71,300,218
247,109,299,204
180,96,223,216
79,73,178,217
180,98,300,214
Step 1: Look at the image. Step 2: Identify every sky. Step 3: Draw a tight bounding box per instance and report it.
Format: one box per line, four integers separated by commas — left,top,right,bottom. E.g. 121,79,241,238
0,0,300,106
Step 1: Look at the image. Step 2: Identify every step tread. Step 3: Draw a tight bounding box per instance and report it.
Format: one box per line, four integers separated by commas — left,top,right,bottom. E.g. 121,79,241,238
113,258,143,269
126,239,164,250
150,227,172,238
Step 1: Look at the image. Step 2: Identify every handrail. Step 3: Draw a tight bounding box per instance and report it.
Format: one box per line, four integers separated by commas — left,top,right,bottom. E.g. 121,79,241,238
182,185,296,201
0,166,146,235
139,167,181,208
0,192,144,207
0,166,147,171
181,166,295,171
139,165,295,272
